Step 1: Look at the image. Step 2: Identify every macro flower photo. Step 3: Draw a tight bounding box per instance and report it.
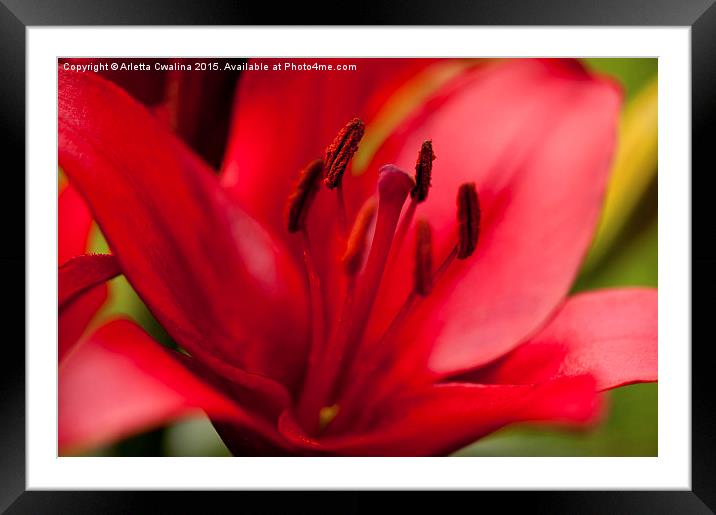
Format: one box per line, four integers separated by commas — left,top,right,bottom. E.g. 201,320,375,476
58,57,658,457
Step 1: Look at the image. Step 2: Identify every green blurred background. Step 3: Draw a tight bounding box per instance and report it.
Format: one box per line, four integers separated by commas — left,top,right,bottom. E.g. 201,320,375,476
80,58,658,457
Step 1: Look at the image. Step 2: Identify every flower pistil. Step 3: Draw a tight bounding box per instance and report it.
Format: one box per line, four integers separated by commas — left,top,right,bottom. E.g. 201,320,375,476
286,119,480,436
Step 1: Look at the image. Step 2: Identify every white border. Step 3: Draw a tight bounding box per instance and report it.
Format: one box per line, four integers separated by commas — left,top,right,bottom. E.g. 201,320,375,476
27,27,690,489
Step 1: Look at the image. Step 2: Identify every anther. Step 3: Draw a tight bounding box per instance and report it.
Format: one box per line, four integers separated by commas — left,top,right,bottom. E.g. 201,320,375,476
324,118,365,189
342,196,378,275
411,140,436,203
414,220,433,295
286,159,324,233
456,182,480,259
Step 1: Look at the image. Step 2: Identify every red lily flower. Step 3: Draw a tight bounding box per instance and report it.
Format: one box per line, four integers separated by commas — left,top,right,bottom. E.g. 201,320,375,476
58,58,657,456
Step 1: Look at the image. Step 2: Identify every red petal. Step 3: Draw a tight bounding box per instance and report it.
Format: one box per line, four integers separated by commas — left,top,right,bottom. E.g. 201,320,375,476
59,319,286,454
367,59,622,376
472,288,657,391
58,254,120,308
58,287,106,362
60,58,167,105
58,182,94,264
58,253,120,363
58,68,308,388
60,59,235,167
159,62,240,168
221,58,434,233
180,344,292,421
280,376,600,456
58,183,107,359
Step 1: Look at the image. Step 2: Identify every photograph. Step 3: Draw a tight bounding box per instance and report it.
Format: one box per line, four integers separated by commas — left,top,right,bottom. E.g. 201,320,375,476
57,57,658,458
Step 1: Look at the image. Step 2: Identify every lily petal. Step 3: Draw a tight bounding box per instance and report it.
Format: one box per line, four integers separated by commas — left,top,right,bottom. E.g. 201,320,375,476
59,319,286,454
471,288,657,391
58,253,121,362
59,289,106,362
60,58,167,105
366,59,622,376
159,61,240,168
58,254,121,308
181,344,292,421
58,68,308,387
58,183,107,359
280,376,600,456
58,181,95,263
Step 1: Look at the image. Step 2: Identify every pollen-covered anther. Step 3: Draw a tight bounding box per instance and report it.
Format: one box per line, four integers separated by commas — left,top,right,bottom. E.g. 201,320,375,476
342,196,378,275
286,159,324,233
414,220,433,296
410,140,436,203
456,182,480,259
324,118,365,189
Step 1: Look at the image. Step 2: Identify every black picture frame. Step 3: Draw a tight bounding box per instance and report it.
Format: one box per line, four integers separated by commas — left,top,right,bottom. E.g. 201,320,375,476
2,1,713,512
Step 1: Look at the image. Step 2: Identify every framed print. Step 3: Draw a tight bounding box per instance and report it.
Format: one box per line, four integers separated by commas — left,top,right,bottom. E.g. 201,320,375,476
2,0,714,512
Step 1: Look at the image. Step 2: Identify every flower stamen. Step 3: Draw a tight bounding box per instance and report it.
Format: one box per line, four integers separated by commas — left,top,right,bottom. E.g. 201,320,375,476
324,118,365,190
388,141,436,269
324,118,364,238
286,159,328,423
300,231,327,361
411,140,436,203
457,182,480,259
330,184,481,432
298,165,414,434
342,196,378,276
286,159,324,233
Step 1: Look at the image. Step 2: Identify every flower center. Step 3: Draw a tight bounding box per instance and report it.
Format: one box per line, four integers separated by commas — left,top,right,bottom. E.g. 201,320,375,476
285,118,479,436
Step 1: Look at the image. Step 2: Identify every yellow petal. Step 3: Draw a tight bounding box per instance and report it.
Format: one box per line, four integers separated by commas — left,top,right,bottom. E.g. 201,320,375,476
583,76,658,270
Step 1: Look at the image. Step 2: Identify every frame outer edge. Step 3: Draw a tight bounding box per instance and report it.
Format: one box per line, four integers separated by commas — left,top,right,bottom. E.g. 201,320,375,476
4,0,715,510
692,0,716,512
0,0,27,512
